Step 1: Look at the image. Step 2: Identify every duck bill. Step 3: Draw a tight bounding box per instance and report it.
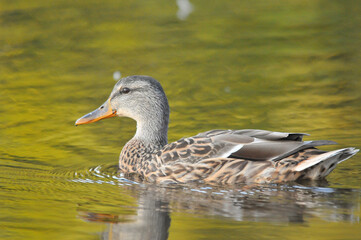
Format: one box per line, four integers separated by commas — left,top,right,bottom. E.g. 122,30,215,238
75,99,116,126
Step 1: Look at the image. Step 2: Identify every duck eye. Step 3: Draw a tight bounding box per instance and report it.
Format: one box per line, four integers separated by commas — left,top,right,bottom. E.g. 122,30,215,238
121,87,130,94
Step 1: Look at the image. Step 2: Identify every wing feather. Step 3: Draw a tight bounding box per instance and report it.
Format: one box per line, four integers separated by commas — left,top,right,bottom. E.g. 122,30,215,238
158,129,336,164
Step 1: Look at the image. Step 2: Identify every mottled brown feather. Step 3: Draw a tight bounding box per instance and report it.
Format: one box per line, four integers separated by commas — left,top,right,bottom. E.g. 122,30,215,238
120,137,358,184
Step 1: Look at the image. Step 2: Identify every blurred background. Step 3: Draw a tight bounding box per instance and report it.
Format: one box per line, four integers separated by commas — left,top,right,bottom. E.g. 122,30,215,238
0,0,360,239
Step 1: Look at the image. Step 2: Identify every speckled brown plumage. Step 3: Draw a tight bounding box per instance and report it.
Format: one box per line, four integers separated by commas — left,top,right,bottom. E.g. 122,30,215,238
76,75,359,185
120,129,358,184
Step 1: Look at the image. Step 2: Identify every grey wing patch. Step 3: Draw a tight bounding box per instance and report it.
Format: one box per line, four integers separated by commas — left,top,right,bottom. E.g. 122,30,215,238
199,129,336,161
231,129,309,141
231,139,337,161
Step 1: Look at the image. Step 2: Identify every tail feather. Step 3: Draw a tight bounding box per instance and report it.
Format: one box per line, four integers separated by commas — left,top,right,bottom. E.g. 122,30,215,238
295,148,359,180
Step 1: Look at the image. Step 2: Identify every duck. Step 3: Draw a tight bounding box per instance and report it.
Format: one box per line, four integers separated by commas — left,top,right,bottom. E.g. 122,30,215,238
75,75,359,184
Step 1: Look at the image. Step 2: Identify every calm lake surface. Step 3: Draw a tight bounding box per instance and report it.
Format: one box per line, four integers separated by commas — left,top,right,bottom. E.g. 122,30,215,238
1,0,361,239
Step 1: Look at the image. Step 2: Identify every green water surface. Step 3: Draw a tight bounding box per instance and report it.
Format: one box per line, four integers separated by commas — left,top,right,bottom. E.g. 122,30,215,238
1,0,361,239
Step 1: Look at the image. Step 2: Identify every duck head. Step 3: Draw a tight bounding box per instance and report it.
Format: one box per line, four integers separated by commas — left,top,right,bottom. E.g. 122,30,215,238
75,75,170,144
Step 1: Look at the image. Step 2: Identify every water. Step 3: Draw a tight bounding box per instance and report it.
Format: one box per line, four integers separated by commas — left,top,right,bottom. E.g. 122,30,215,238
1,0,361,239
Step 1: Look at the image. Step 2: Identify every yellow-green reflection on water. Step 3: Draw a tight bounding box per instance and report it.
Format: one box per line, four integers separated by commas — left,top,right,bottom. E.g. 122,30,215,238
1,0,361,239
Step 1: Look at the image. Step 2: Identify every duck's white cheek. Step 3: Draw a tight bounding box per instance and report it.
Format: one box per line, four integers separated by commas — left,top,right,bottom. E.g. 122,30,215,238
116,108,136,119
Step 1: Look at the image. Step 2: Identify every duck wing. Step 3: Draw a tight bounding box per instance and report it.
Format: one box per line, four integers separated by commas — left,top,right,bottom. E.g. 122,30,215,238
159,129,336,164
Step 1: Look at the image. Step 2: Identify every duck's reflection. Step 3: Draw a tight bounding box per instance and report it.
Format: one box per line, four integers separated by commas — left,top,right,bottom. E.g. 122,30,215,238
80,188,171,240
79,181,360,240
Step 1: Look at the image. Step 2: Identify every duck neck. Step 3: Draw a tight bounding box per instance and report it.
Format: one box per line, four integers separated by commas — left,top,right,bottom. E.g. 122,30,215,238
130,101,169,148
133,116,168,148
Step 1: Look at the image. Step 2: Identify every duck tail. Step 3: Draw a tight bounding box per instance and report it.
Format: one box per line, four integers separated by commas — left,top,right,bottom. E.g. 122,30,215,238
294,148,359,180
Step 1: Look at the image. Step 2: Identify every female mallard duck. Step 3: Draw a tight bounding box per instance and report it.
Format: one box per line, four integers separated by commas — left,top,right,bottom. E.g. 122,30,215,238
76,75,358,184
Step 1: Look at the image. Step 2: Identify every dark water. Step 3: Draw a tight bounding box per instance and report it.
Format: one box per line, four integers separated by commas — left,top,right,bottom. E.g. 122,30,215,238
1,0,361,239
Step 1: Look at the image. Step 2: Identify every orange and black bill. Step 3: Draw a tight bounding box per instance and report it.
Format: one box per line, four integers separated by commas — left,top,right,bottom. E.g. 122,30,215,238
75,99,116,126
